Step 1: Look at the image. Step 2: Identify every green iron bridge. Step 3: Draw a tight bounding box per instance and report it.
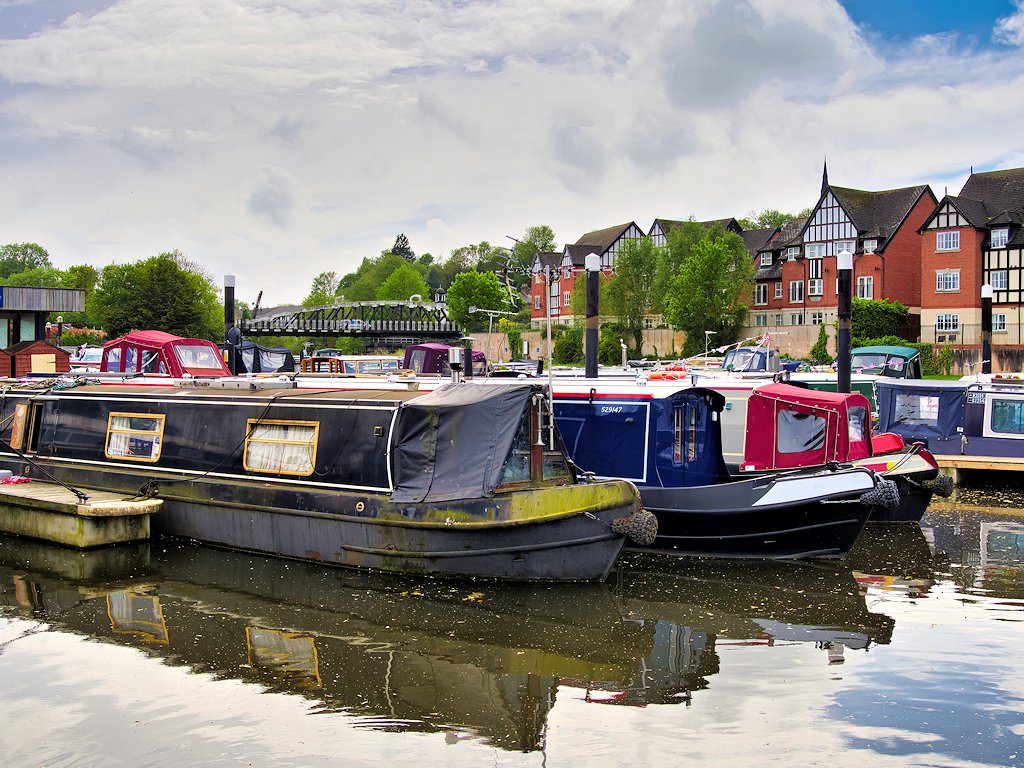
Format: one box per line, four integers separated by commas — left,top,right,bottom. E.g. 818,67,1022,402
240,299,463,341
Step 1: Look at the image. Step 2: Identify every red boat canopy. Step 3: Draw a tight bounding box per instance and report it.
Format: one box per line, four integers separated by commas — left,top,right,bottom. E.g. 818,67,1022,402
101,330,230,377
742,383,872,471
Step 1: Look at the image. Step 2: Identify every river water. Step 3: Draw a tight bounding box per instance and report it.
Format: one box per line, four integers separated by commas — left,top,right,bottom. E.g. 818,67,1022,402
0,487,1022,768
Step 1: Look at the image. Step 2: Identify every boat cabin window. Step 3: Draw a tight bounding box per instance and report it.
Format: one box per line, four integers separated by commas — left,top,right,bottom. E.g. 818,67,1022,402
848,405,867,442
141,349,166,374
777,409,826,453
174,344,221,369
991,400,1024,435
498,406,573,486
124,347,138,373
244,419,319,476
406,349,427,374
893,393,939,427
672,407,698,464
104,346,122,372
105,413,166,462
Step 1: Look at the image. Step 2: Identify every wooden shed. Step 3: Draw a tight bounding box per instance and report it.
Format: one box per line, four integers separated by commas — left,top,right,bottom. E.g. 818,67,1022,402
6,340,70,378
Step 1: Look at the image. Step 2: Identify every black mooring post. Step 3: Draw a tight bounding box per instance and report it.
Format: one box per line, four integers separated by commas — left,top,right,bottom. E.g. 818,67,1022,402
585,254,600,378
982,283,993,375
224,275,238,375
837,250,852,394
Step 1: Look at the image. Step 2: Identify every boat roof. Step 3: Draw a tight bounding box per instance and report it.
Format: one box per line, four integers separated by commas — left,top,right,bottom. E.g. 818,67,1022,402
852,345,920,358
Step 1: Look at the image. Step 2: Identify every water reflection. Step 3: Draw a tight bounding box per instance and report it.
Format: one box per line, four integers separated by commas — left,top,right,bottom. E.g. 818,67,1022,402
0,515,1021,756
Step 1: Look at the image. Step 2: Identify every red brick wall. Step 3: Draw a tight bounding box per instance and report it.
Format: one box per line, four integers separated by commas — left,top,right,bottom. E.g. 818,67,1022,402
877,191,937,310
921,228,984,310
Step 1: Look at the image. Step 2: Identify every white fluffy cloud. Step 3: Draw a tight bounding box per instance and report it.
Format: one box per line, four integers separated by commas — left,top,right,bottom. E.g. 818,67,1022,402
0,0,1022,305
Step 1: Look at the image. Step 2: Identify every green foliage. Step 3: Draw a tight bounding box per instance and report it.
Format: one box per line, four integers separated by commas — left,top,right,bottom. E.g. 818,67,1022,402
303,271,340,307
737,210,795,230
376,263,428,301
652,220,706,313
938,344,955,375
569,270,614,319
391,233,415,262
342,253,409,301
445,271,504,331
663,227,755,356
852,298,909,339
598,324,628,366
605,237,657,350
552,327,583,365
509,225,558,270
501,319,524,360
0,243,51,280
809,324,833,365
93,251,222,341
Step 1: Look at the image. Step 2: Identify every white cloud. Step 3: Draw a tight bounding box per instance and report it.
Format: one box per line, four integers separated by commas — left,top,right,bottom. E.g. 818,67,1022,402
0,0,1021,305
994,0,1024,46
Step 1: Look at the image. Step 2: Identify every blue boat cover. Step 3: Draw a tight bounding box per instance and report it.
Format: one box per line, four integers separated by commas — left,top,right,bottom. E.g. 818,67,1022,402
874,379,968,448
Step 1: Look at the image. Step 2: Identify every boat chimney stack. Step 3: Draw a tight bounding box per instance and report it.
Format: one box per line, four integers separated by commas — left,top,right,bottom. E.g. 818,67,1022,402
448,346,463,384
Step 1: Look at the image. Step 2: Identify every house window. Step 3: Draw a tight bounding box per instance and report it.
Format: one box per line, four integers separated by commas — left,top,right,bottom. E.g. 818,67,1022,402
807,260,822,295
805,244,824,259
787,247,800,260
936,314,960,332
755,315,767,327
774,314,783,326
994,313,1007,332
775,282,783,298
105,413,166,463
534,296,541,310
936,271,960,292
991,228,1009,248
991,270,1008,290
811,312,824,325
857,276,874,299
760,253,772,267
835,240,856,255
755,284,768,305
563,292,570,307
789,281,804,302
790,313,803,326
244,419,319,476
863,239,878,254
936,231,960,251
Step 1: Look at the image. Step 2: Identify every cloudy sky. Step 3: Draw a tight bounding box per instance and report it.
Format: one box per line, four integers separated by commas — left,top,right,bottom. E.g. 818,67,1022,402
1,0,1023,307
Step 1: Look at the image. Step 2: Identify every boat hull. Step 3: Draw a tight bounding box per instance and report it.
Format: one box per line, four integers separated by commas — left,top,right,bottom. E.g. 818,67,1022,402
632,468,877,559
0,459,635,581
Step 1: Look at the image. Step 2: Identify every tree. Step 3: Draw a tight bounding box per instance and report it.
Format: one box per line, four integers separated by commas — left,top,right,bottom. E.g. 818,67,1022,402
376,263,428,301
852,298,910,340
343,253,408,301
737,209,796,230
809,324,833,365
509,225,557,272
445,271,504,331
605,236,657,349
391,233,415,262
664,230,755,356
0,243,51,280
93,251,222,340
652,220,708,313
303,271,340,307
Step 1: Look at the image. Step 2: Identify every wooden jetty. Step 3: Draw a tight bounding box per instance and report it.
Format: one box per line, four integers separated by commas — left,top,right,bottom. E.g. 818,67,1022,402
934,455,1024,484
0,480,161,548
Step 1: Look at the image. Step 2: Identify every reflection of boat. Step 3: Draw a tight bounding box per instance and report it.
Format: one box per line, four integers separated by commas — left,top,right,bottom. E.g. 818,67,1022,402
568,551,895,707
846,523,942,599
922,509,1024,600
0,536,651,753
0,381,643,581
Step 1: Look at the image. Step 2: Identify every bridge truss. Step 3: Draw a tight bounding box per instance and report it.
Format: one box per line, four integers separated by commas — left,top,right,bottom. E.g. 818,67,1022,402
239,300,463,340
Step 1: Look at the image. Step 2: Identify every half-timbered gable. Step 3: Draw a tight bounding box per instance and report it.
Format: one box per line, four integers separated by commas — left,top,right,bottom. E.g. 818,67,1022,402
573,222,643,269
920,167,1024,343
529,252,562,329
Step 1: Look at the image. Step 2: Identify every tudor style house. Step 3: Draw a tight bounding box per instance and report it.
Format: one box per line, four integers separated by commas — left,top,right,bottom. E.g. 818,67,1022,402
919,167,1024,345
749,168,937,335
648,217,743,246
530,222,643,329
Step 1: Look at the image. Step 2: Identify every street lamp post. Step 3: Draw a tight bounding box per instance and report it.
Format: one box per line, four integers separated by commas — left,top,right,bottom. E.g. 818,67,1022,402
837,249,853,393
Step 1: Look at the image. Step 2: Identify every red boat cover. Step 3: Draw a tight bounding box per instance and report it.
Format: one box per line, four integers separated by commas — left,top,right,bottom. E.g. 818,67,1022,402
743,383,873,470
101,331,230,377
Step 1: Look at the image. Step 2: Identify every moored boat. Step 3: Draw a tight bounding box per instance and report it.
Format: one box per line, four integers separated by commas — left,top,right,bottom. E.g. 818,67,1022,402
0,380,646,581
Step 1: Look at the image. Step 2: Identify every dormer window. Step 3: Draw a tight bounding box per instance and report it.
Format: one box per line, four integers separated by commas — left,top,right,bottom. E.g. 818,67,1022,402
863,239,878,254
991,228,1009,248
760,253,772,267
787,247,800,260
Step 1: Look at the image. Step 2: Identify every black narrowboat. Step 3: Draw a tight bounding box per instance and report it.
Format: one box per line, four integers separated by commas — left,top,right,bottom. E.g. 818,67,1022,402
0,381,645,581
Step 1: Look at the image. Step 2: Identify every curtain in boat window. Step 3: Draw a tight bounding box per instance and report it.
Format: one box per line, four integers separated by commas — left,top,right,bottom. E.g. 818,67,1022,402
244,421,318,475
106,414,164,461
777,409,826,453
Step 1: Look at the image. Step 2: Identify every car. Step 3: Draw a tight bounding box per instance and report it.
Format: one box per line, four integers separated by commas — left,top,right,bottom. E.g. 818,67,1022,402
69,346,104,373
